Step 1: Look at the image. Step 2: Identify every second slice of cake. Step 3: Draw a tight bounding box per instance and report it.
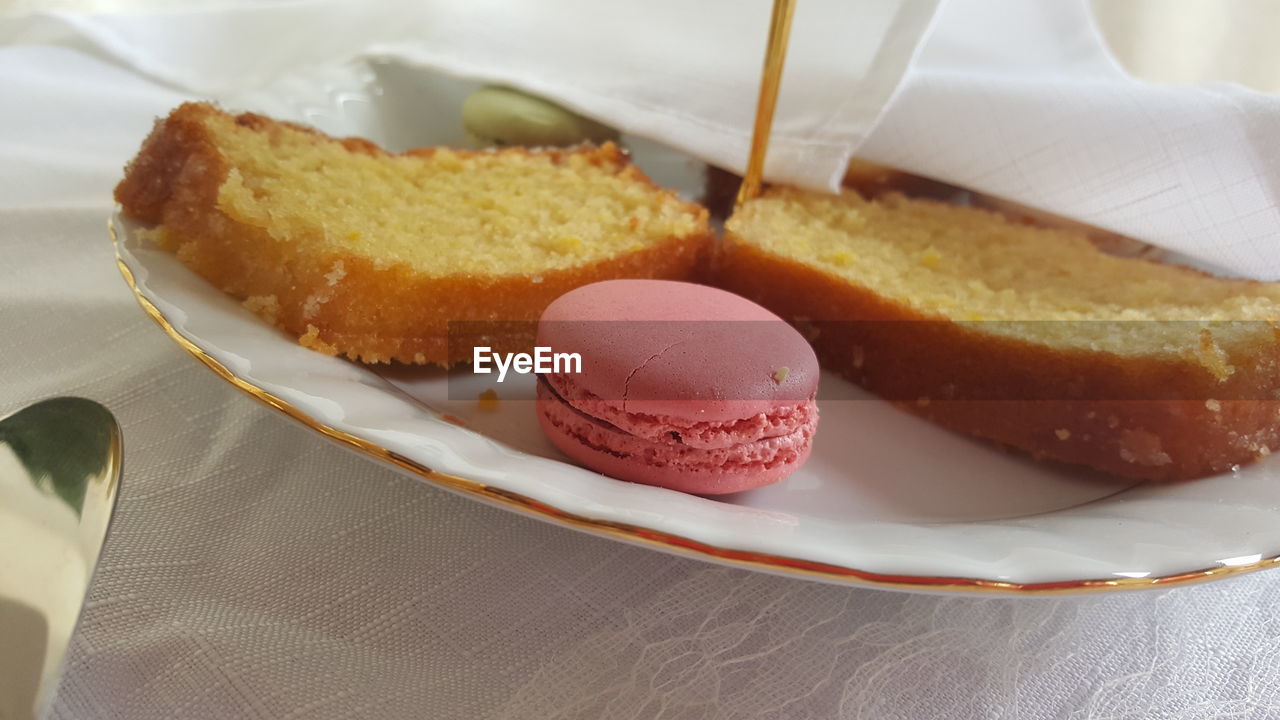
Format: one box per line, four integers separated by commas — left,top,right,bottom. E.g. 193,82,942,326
115,103,712,365
717,187,1280,481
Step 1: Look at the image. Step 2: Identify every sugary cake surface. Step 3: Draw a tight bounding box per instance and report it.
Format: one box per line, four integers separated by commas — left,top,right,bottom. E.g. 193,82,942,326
718,186,1280,480
116,103,712,365
202,110,703,276
726,187,1280,356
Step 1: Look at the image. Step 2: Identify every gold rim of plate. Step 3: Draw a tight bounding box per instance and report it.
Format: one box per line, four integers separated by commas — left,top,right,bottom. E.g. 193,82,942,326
110,218,1280,595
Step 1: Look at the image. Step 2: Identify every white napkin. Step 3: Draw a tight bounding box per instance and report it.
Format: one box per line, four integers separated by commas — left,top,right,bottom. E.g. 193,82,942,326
8,0,1280,278
1,0,941,193
860,0,1280,279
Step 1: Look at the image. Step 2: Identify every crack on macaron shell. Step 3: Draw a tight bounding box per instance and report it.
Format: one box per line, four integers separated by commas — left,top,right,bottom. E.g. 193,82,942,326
622,339,687,409
544,373,816,450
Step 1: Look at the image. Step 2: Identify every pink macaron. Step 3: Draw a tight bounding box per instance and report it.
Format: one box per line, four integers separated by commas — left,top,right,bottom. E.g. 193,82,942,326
535,279,819,495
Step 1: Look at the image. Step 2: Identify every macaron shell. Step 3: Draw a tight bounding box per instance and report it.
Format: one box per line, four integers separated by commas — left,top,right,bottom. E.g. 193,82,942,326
536,280,818,422
619,322,817,421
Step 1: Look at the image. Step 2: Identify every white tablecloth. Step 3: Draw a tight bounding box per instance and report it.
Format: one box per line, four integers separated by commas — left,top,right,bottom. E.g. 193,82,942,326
4,11,1280,720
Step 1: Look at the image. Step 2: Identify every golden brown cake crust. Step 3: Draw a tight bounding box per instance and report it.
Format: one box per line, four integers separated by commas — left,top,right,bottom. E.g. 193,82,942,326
115,103,712,365
714,233,1280,482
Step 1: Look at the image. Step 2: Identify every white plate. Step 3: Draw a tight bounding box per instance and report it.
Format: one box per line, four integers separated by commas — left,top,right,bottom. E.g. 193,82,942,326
112,60,1280,594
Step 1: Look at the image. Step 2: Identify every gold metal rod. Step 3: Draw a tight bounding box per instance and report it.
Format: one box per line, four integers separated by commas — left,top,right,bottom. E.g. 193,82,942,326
736,0,797,206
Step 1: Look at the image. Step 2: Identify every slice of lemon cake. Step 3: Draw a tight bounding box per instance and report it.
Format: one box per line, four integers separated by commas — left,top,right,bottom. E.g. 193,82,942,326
116,103,712,365
718,186,1280,480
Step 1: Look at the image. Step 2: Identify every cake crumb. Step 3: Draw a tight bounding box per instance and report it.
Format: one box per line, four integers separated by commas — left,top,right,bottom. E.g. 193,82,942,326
1055,428,1071,440
825,250,857,267
298,324,338,356
546,236,583,254
242,294,281,325
1118,428,1173,466
301,292,325,320
137,226,176,250
772,367,790,384
324,260,347,286
1190,328,1235,381
1205,398,1222,412
478,388,500,411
